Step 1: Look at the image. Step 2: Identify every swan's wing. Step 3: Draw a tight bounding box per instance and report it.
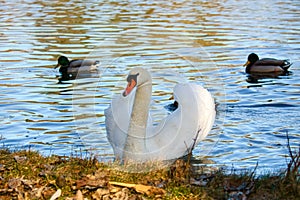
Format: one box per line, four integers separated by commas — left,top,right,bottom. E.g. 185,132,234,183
167,83,215,158
146,83,215,160
192,84,216,142
105,104,125,160
105,89,135,159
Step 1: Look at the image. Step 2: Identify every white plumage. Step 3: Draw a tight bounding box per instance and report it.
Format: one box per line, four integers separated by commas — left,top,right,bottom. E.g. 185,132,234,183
105,67,215,162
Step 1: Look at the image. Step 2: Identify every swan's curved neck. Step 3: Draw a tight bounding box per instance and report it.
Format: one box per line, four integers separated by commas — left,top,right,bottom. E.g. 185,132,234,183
123,81,152,159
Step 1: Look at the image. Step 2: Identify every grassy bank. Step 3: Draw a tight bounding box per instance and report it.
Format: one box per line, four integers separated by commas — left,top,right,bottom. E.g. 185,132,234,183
0,147,299,200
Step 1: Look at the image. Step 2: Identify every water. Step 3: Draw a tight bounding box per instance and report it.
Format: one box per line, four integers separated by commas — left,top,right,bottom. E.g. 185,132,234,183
0,0,299,171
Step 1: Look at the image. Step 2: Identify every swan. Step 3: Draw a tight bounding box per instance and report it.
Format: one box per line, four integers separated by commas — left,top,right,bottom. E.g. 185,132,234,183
105,67,215,162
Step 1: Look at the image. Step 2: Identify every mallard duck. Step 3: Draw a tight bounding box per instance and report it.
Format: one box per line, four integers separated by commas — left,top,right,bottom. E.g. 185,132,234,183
243,53,292,74
55,56,100,75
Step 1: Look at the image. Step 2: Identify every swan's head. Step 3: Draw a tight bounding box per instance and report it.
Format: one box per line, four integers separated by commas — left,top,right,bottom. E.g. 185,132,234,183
123,67,151,97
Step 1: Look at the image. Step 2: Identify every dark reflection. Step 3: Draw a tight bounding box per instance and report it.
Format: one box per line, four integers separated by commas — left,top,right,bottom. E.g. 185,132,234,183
57,72,76,83
249,103,297,108
246,71,292,84
57,71,100,83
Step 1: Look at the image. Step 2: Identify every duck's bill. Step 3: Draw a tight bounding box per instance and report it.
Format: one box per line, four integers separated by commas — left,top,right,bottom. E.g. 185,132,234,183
54,63,60,69
243,61,250,67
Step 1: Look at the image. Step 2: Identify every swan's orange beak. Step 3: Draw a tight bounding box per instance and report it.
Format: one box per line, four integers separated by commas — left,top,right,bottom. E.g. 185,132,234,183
123,79,137,97
243,61,250,67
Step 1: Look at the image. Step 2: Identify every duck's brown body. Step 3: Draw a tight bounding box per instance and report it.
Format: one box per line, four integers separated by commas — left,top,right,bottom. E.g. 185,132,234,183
244,53,292,74
55,56,99,74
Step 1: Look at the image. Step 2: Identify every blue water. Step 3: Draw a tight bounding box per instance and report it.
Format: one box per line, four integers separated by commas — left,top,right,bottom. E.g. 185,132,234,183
0,0,299,171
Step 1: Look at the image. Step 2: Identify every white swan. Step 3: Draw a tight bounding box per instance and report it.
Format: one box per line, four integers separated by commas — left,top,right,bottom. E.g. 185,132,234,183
105,67,215,162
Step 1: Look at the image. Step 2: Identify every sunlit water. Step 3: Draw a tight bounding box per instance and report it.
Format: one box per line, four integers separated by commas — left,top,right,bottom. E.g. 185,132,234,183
0,0,299,172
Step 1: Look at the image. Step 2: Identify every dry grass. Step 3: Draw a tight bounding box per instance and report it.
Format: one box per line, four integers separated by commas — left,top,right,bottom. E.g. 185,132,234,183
0,133,299,199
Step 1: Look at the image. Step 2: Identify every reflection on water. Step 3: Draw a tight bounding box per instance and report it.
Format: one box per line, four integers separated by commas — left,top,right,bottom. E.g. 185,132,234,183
0,0,299,171
246,71,293,84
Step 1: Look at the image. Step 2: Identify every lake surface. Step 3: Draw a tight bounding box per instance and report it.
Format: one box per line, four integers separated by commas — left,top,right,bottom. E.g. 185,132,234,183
0,0,299,172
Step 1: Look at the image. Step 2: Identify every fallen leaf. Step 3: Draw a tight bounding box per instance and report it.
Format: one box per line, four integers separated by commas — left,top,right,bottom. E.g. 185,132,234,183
75,190,83,200
49,189,61,200
14,156,27,163
33,184,46,199
109,181,165,196
76,176,107,189
92,188,110,200
0,164,5,172
8,178,22,189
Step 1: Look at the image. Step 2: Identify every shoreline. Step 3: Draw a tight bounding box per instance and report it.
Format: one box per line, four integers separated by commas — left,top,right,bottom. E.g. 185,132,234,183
0,148,299,199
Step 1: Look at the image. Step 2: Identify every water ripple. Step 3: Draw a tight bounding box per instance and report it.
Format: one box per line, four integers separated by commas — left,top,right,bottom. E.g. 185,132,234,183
0,0,299,170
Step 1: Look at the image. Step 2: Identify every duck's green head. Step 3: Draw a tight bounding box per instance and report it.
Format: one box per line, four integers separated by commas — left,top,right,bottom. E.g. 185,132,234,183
243,53,259,67
55,56,70,68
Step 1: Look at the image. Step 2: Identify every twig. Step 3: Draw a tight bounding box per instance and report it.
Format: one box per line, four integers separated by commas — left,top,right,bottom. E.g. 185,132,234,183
285,131,300,181
181,129,201,183
245,161,258,191
186,129,201,167
286,131,295,164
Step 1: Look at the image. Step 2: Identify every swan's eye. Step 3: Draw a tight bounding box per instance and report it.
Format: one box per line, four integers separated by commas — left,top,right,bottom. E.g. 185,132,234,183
127,73,139,82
